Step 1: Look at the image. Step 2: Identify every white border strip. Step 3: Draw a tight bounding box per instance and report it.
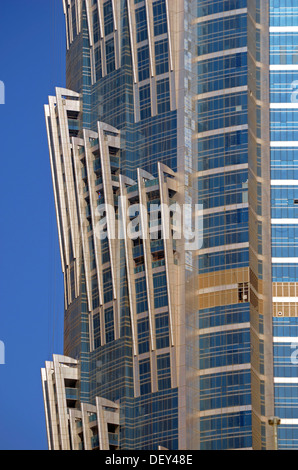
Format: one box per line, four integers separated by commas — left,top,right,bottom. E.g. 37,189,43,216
272,258,298,263
275,377,298,384
270,65,298,71
271,220,298,225
271,180,298,185
270,27,298,33
271,141,298,147
273,337,298,343
270,103,298,109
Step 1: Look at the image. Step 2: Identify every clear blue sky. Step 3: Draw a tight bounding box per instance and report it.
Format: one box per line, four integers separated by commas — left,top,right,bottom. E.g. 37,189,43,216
0,0,66,449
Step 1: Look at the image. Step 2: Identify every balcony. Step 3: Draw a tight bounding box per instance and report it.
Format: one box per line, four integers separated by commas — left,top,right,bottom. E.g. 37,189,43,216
65,387,78,401
133,244,144,259
93,158,101,173
151,239,164,253
89,413,97,423
127,184,138,194
108,433,119,447
110,155,119,169
145,178,159,189
81,167,87,180
68,119,79,131
86,205,91,218
91,435,99,449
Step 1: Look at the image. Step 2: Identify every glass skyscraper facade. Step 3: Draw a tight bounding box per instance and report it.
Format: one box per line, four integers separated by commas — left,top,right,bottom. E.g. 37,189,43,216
270,0,298,450
195,1,252,449
40,0,298,450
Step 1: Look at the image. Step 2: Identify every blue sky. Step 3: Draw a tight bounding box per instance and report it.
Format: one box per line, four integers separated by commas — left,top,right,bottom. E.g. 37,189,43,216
0,0,66,449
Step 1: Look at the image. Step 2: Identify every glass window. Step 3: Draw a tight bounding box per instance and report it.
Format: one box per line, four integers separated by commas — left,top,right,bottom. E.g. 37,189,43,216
135,6,148,43
153,0,168,36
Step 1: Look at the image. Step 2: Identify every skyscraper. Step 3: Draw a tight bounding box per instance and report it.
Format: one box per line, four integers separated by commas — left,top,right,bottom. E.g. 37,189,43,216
270,0,298,450
41,0,296,451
